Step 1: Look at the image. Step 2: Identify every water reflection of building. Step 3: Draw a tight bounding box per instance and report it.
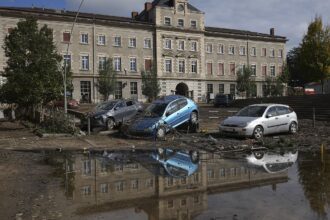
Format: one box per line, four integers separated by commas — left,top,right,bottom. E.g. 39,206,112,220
62,152,288,219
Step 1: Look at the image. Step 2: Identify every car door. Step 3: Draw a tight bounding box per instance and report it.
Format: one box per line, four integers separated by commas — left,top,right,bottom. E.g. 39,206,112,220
276,106,291,132
164,100,180,127
113,101,127,122
125,100,137,120
264,106,280,134
177,98,190,124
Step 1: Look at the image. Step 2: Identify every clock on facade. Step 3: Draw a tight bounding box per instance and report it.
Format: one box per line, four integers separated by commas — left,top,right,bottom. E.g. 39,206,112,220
177,4,185,12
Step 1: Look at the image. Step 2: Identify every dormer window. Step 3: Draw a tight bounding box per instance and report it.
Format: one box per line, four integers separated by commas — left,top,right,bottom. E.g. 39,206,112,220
164,17,171,26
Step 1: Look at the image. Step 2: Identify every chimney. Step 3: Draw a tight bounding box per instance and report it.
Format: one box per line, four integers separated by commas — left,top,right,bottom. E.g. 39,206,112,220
131,11,139,18
145,2,153,11
270,28,275,36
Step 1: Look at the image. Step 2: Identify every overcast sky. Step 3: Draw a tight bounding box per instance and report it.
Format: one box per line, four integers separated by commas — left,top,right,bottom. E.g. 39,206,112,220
2,0,330,50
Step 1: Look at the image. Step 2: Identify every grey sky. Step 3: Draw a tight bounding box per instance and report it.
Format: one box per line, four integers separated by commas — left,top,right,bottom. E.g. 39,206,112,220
65,0,330,50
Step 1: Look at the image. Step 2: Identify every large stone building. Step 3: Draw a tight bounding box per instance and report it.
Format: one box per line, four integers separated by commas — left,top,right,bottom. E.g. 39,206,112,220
0,0,287,103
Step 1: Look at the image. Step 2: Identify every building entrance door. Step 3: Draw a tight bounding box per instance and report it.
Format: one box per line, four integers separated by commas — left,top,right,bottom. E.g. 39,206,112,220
80,81,91,103
175,83,189,97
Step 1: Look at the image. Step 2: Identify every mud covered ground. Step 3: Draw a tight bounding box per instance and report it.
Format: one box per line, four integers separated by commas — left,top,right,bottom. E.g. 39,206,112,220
0,108,329,219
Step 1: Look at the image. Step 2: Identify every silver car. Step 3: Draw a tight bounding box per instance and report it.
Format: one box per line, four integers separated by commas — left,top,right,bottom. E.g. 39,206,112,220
246,150,298,173
219,104,298,139
85,99,143,130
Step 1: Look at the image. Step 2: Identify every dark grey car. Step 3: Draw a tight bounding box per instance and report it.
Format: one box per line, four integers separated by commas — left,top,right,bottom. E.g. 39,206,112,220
86,99,143,130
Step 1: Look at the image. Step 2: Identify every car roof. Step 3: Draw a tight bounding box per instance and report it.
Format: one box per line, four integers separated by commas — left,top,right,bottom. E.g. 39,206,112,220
249,103,289,108
153,95,186,104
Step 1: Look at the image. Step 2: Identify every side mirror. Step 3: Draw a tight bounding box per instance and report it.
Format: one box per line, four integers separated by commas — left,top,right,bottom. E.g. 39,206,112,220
114,107,119,111
266,114,272,118
165,112,171,117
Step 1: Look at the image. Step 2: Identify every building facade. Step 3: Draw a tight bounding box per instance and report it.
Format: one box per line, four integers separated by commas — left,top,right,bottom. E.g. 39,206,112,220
0,0,287,103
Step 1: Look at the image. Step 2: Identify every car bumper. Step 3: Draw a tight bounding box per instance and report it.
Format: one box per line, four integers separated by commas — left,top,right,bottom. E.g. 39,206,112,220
81,117,107,128
219,125,254,137
128,129,155,138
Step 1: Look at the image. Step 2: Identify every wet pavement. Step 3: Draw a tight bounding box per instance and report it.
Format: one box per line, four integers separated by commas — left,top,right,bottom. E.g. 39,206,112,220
0,145,329,220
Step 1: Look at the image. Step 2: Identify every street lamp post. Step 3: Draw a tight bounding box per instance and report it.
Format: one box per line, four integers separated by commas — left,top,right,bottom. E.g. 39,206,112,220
63,0,85,114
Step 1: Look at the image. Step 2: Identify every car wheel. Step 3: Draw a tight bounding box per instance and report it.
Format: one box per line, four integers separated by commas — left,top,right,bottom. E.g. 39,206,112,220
289,122,298,134
253,126,264,140
253,151,265,160
156,126,166,140
158,148,164,156
106,118,115,130
190,111,198,124
190,151,200,164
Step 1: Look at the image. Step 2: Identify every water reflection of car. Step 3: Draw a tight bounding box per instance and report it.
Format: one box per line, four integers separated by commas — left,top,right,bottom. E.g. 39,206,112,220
219,104,298,139
83,99,143,130
150,148,199,178
246,150,298,174
128,95,199,139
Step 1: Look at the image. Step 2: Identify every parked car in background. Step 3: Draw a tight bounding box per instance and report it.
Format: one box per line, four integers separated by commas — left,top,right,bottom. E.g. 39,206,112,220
129,95,199,139
53,99,79,109
219,104,298,139
246,150,298,173
84,99,143,130
214,94,234,107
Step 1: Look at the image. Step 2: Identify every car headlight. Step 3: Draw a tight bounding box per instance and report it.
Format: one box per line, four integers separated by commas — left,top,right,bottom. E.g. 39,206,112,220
238,122,248,128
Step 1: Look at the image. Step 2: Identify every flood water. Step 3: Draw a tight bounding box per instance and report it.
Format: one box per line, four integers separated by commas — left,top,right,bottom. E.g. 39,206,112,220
1,147,329,220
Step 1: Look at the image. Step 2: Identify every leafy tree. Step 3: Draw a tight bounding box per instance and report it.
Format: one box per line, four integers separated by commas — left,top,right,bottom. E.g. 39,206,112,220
141,67,160,102
96,58,117,101
299,16,330,93
236,66,256,98
0,17,63,113
287,47,305,87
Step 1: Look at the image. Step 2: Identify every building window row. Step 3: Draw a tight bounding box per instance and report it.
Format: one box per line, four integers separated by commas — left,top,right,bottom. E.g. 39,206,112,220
62,32,152,49
164,16,198,29
164,39,198,51
205,43,283,58
64,54,152,73
164,59,198,74
206,62,281,77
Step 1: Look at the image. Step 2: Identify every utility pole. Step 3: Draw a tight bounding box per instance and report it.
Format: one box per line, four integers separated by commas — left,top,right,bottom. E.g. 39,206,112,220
63,0,85,114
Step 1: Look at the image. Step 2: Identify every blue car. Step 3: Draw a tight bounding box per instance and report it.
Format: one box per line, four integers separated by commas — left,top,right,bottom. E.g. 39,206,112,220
129,95,199,138
152,148,199,177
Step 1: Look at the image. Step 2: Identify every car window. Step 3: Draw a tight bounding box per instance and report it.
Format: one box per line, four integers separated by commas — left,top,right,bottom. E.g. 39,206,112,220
266,107,277,117
166,101,180,116
277,106,290,115
145,103,167,117
236,106,267,117
97,101,117,110
126,101,133,106
116,101,126,109
177,99,188,109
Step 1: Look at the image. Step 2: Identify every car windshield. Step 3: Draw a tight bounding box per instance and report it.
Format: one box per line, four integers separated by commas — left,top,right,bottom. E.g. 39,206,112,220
96,101,117,111
236,106,267,117
144,103,168,117
165,164,189,177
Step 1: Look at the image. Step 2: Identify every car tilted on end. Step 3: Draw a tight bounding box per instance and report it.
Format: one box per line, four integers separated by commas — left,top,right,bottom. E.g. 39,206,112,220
219,104,298,139
129,95,199,139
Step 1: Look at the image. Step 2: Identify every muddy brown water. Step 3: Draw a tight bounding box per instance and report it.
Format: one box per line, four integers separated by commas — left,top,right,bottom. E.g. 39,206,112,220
0,147,329,220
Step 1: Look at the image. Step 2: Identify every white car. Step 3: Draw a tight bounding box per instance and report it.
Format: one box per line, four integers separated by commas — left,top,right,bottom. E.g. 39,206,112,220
246,150,298,173
219,104,298,139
